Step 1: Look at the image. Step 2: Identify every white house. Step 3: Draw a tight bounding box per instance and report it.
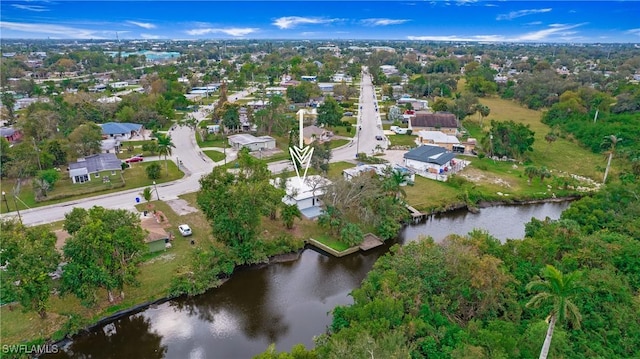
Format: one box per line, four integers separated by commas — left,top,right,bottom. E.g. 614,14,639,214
68,153,122,184
228,134,276,152
271,175,331,219
403,145,461,181
332,73,353,83
397,97,429,110
109,81,128,89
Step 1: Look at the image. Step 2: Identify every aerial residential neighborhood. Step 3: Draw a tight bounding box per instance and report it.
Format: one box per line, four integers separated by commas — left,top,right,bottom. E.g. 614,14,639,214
1,0,639,357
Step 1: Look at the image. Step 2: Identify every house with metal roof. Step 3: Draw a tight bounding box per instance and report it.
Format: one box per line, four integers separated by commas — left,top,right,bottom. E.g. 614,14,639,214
417,130,462,151
0,127,23,143
99,122,143,140
227,134,276,152
68,153,123,184
409,112,459,135
403,145,459,181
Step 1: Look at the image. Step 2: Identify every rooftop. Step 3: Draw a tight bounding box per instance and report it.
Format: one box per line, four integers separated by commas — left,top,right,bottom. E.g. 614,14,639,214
404,145,456,166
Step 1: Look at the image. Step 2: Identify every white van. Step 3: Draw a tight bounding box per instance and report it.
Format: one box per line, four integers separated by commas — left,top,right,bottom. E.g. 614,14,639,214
390,126,408,135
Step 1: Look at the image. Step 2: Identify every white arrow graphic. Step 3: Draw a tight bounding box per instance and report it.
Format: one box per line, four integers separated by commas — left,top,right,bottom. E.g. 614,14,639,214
290,109,314,182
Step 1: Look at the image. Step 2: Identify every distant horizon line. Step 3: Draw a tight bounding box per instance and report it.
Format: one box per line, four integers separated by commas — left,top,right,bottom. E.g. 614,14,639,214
2,38,639,45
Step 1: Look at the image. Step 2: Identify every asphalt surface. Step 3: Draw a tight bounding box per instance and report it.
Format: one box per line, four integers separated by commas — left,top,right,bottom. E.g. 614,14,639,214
7,73,384,226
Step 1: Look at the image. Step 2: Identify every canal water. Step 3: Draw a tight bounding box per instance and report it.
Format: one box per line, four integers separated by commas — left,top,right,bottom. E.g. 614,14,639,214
46,201,570,359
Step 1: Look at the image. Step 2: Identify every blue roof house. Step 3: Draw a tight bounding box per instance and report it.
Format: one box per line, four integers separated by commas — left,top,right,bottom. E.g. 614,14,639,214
100,122,143,140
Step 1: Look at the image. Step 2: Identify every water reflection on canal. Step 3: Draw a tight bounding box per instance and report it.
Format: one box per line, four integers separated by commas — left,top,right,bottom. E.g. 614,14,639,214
47,202,570,359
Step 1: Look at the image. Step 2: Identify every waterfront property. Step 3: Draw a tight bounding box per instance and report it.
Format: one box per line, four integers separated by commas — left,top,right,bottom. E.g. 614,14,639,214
68,153,122,184
140,215,171,253
271,175,331,219
403,145,465,181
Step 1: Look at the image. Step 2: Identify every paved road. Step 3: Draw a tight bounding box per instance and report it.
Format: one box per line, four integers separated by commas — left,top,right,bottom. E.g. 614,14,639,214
8,74,380,226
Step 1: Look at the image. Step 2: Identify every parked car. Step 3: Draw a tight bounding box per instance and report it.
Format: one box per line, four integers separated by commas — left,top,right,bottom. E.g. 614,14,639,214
124,156,144,163
178,224,192,237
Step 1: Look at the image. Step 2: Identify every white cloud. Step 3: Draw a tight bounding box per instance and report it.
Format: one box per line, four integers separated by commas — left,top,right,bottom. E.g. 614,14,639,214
361,18,410,26
185,27,258,37
497,8,552,21
0,21,102,39
140,33,163,39
127,21,156,29
11,4,49,12
407,23,587,43
516,23,585,41
626,28,640,37
526,21,543,26
456,0,478,6
272,16,339,29
485,3,498,7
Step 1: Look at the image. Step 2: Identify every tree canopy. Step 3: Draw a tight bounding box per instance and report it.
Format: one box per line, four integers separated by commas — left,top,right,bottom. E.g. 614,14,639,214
61,206,147,305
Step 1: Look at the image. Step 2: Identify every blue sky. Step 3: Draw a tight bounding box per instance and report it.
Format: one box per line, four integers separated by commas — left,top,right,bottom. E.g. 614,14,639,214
1,1,639,43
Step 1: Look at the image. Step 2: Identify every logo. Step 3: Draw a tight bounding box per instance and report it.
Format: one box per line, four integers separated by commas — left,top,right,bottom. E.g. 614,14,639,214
289,109,314,182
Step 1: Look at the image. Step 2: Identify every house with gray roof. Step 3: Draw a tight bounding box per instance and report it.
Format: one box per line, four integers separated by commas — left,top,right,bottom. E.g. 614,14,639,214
68,153,123,184
403,145,462,181
99,122,143,140
227,134,276,152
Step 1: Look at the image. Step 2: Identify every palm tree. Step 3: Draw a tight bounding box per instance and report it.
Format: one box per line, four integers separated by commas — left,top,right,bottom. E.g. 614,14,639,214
602,135,621,184
155,133,176,175
281,203,302,229
384,168,410,200
526,265,583,359
525,166,539,186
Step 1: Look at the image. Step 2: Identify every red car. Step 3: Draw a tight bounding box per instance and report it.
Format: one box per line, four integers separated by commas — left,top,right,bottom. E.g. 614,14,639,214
125,156,144,163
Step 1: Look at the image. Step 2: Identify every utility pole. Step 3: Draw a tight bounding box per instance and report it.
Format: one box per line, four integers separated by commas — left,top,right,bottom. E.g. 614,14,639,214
1,191,10,212
356,125,362,158
152,181,160,201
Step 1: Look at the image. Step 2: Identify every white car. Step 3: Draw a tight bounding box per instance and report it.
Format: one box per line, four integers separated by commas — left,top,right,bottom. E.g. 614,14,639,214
178,224,192,237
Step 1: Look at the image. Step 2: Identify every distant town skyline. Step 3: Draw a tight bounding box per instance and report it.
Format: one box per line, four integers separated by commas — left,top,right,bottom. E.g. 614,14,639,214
1,1,639,43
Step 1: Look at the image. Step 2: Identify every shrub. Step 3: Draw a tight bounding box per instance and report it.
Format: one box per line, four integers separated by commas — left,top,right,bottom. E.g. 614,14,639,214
146,162,162,180
38,169,60,189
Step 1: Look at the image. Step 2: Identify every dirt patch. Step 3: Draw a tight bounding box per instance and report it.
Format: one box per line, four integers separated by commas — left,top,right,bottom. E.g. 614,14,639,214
459,168,516,189
165,198,199,216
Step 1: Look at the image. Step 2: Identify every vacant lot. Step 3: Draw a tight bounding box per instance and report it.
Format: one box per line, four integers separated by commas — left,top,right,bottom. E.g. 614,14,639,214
469,97,604,180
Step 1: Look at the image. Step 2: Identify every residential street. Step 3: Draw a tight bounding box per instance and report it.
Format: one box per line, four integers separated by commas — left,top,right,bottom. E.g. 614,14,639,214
8,75,380,226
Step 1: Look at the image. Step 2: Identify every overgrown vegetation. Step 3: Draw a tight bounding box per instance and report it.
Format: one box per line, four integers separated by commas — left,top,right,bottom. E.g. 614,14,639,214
261,181,640,358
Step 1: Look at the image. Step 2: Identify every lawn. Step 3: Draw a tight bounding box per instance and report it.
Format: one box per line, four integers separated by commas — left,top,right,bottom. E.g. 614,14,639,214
196,133,227,148
0,161,184,214
475,97,604,180
274,161,355,181
388,134,418,147
327,125,356,138
328,139,350,149
203,150,226,162
403,176,462,212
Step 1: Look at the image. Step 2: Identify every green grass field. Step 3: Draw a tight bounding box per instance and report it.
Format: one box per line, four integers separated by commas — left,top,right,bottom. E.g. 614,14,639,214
0,161,184,214
203,150,226,162
471,97,604,180
388,134,418,147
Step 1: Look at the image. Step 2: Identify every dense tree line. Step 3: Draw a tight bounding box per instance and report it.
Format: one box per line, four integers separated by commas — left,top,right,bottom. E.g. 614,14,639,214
257,180,640,358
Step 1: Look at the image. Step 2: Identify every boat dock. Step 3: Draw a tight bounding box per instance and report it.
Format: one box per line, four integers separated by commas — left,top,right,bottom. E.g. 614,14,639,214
406,204,425,222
